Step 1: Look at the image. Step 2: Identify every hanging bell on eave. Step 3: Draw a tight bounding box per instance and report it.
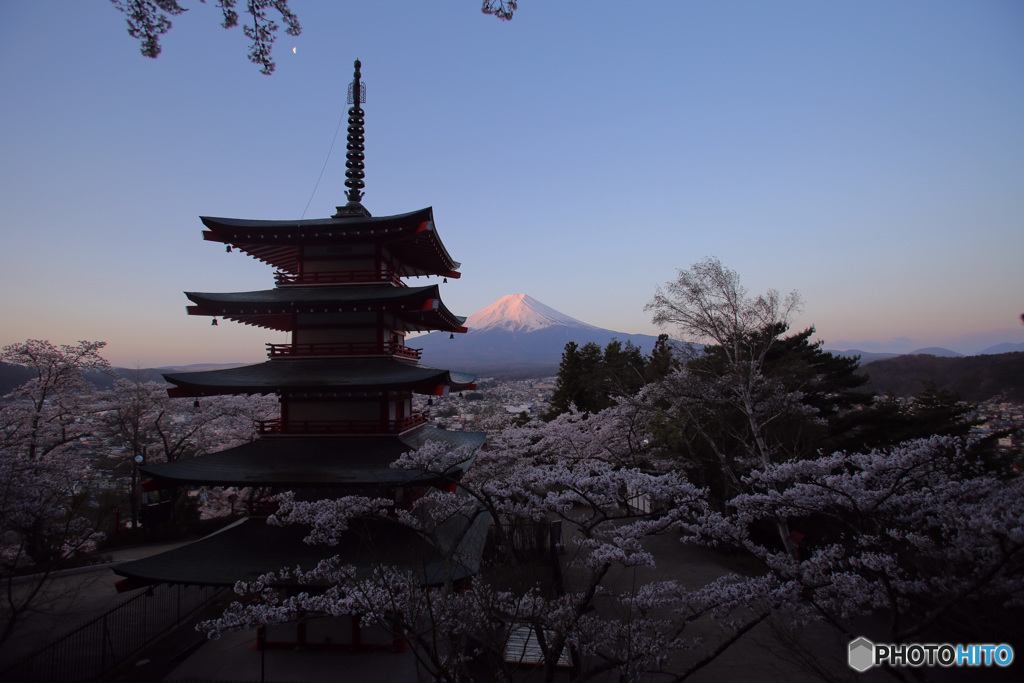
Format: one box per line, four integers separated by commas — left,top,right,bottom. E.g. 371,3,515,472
211,318,218,326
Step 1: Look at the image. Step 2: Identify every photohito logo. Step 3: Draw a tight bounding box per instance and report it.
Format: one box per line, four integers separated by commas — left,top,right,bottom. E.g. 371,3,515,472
848,637,1014,671
848,638,875,672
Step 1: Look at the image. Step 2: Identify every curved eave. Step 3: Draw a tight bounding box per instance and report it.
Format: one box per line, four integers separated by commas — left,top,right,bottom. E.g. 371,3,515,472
201,207,461,277
139,427,485,488
163,359,477,398
201,312,466,334
184,285,467,333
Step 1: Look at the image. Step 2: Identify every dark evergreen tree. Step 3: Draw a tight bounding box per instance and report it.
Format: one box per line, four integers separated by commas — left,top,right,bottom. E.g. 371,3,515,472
574,342,608,414
547,342,584,418
763,326,874,456
547,340,652,418
602,340,646,398
644,334,678,382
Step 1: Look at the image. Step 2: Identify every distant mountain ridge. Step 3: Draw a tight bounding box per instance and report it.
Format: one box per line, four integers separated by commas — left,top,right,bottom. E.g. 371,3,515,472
415,294,662,378
978,342,1024,355
828,342,1024,362
828,347,964,364
0,363,247,396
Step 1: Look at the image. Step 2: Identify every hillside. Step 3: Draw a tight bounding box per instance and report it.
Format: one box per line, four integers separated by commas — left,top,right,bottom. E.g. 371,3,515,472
0,363,35,396
860,351,1024,403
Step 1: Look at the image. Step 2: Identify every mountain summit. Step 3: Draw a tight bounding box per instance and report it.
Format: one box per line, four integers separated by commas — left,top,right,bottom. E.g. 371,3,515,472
465,294,599,334
415,294,659,377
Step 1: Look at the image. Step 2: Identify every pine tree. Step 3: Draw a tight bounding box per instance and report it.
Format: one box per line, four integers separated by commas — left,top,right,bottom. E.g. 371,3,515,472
644,334,677,382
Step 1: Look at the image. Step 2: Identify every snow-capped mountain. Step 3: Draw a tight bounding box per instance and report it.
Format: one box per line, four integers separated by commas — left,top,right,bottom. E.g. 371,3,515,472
464,294,600,334
415,294,660,378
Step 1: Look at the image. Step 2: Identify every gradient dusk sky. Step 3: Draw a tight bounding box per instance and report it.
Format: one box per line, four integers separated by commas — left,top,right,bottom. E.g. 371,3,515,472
1,2,1022,367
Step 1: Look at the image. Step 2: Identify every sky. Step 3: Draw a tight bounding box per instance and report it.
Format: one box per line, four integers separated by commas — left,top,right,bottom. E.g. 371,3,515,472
1,1,1022,367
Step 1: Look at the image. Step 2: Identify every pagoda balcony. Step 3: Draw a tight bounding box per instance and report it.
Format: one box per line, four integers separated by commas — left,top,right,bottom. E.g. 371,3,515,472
266,341,422,361
257,412,429,436
274,269,404,287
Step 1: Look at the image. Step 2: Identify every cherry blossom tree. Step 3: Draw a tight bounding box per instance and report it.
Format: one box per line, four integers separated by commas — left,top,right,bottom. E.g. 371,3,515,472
110,0,301,74
100,377,276,527
0,447,104,650
0,341,109,652
103,377,272,466
0,340,110,462
482,0,518,21
690,435,1024,651
111,1,517,74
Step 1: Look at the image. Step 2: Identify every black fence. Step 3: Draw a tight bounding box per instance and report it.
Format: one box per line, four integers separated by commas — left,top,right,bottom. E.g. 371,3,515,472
1,583,225,683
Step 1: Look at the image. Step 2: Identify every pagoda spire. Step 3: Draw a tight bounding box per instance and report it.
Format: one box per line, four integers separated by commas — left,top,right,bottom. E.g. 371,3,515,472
336,59,371,217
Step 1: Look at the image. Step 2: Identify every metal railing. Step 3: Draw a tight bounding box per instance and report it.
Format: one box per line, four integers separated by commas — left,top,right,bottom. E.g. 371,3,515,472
1,583,225,683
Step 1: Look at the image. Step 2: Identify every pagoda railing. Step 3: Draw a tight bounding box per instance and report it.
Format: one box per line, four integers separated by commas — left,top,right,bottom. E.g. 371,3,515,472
257,412,428,435
275,269,404,286
266,341,422,360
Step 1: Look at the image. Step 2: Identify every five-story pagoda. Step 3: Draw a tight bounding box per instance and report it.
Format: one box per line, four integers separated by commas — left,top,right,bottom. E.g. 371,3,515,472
114,63,488,645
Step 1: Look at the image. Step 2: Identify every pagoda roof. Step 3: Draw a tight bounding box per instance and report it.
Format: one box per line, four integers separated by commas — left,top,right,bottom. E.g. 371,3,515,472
200,207,462,278
186,284,467,333
138,425,485,488
163,359,476,397
113,508,490,588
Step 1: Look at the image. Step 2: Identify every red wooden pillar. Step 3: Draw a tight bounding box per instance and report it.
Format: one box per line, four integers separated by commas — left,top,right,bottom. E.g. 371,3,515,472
352,614,362,649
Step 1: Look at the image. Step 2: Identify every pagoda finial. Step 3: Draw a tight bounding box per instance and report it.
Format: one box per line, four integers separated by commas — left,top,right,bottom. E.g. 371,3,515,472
336,59,371,218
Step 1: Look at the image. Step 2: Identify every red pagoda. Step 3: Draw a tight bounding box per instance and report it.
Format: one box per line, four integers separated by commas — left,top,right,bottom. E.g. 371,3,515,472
115,61,488,649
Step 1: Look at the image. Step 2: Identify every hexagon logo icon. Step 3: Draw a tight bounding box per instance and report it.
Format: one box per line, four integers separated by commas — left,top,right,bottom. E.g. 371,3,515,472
848,637,875,672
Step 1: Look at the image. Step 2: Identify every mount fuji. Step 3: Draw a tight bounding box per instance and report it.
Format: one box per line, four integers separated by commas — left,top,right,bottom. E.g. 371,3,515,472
415,294,662,377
